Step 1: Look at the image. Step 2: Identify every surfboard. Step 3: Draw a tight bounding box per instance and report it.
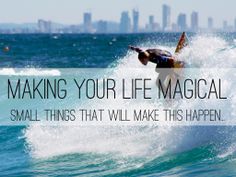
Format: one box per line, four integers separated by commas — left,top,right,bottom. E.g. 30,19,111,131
173,32,188,68
175,32,188,54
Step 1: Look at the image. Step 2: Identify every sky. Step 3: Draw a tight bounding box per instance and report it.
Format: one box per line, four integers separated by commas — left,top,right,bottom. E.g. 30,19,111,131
0,0,235,28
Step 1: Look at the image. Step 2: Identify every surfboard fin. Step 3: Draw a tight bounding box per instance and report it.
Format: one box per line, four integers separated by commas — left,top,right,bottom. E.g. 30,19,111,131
175,32,189,54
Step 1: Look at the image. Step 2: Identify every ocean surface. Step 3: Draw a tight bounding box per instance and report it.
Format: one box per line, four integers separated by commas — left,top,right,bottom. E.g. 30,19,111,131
1,33,236,176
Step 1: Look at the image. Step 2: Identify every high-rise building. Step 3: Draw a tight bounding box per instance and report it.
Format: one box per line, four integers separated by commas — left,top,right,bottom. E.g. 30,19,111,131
83,12,92,33
132,9,139,33
177,13,187,31
146,15,160,32
223,20,228,31
120,11,131,33
38,19,45,33
146,15,154,32
191,11,199,32
208,17,213,30
162,4,171,31
149,15,154,31
38,19,52,33
149,16,154,26
97,20,107,33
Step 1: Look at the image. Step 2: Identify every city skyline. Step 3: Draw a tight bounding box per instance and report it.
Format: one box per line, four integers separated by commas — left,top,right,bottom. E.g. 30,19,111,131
0,4,236,34
0,0,235,28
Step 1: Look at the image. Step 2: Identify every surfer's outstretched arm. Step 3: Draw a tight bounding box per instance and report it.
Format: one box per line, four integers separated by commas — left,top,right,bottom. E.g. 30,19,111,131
128,46,143,53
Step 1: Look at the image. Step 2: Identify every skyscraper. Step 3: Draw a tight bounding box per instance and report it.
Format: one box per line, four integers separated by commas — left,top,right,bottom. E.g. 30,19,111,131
146,15,154,32
120,11,131,33
83,12,92,33
38,19,45,33
38,19,52,33
191,11,199,32
149,16,154,26
146,15,160,32
177,13,187,31
149,15,154,31
97,20,107,33
132,9,139,33
223,20,228,31
208,17,213,30
162,4,171,31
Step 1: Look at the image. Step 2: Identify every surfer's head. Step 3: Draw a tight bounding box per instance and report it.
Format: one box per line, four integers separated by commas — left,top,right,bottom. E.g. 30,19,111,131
138,51,150,65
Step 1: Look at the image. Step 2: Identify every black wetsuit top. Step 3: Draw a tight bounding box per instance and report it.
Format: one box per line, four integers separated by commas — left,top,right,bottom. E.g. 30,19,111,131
146,49,173,68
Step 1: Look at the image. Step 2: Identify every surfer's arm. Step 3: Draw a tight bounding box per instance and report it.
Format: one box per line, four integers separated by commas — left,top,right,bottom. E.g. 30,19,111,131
128,46,143,53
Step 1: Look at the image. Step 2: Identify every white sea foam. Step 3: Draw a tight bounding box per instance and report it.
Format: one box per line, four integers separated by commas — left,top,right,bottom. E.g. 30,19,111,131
0,68,61,76
24,35,236,159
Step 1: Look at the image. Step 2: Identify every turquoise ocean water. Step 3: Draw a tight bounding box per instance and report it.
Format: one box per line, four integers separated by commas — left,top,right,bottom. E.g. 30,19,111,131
1,33,236,176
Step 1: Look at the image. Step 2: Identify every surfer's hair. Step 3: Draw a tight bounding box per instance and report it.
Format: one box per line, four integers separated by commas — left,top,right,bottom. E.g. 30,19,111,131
138,51,149,59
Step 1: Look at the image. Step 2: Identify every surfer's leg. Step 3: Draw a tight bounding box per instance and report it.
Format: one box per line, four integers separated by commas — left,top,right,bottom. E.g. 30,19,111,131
156,69,169,91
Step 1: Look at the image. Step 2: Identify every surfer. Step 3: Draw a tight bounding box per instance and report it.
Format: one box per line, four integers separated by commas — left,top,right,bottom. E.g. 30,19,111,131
129,45,176,67
129,32,187,92
129,45,183,90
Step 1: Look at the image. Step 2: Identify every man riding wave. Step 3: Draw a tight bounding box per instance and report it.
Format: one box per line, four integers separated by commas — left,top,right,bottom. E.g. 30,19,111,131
129,46,177,67
129,45,185,91
129,32,188,98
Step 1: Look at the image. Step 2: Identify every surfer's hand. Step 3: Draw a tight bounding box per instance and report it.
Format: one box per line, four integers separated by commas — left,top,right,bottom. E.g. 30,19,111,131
168,58,175,68
129,46,142,53
129,45,136,50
